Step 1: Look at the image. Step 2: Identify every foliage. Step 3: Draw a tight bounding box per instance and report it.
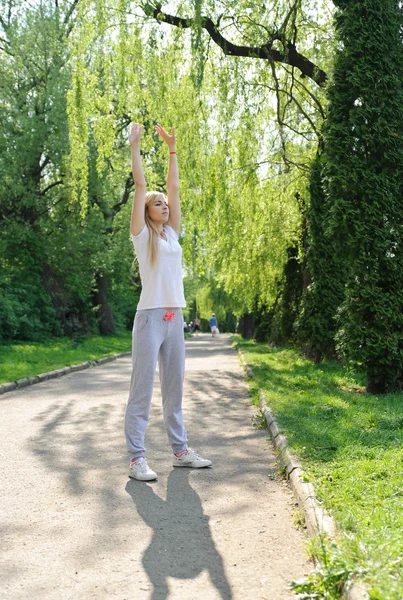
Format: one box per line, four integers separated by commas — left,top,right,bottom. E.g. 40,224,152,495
296,154,348,359
65,0,332,319
253,305,274,343
183,270,237,331
0,266,61,341
0,3,93,337
322,0,403,392
268,244,304,343
0,1,142,338
0,0,334,342
0,0,333,343
291,539,364,599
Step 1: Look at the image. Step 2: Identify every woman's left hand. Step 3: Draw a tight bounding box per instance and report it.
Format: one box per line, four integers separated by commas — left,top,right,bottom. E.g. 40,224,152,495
155,124,176,152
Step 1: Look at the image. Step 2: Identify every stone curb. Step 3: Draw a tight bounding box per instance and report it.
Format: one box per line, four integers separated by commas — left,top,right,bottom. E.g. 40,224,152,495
237,347,369,600
0,351,132,396
259,389,336,539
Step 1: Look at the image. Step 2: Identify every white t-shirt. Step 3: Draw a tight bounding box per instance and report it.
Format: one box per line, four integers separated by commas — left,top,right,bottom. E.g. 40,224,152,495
131,224,186,310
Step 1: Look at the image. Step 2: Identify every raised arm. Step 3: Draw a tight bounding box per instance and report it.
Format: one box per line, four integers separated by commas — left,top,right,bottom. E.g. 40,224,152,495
129,123,147,236
155,124,180,234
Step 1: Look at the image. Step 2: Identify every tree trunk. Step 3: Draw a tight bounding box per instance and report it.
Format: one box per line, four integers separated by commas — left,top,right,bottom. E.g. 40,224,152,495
93,272,116,334
366,370,386,395
237,313,254,338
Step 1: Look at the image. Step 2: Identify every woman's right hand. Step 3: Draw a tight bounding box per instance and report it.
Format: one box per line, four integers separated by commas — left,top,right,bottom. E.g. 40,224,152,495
128,123,143,147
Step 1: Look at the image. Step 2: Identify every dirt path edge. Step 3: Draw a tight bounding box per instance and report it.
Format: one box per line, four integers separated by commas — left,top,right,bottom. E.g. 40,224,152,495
236,346,369,600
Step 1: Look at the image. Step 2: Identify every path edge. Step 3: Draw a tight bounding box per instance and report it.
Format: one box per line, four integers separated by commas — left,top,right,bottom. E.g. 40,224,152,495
0,352,132,395
236,346,369,600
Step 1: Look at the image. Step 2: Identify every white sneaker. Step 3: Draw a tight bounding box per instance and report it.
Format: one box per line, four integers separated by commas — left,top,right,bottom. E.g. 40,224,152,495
173,449,212,469
129,457,158,481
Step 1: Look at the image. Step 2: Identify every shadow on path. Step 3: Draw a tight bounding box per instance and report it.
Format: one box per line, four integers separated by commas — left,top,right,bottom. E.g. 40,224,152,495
125,469,232,600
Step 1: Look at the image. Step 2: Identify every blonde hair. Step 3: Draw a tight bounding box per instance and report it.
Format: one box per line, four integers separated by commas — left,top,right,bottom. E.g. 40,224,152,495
145,191,167,268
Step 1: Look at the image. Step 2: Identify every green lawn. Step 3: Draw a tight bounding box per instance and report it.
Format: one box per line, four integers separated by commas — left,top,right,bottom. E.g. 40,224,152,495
234,338,403,600
0,332,132,384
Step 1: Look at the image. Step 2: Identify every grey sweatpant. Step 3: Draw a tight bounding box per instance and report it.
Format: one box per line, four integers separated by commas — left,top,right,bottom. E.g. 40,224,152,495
124,308,187,459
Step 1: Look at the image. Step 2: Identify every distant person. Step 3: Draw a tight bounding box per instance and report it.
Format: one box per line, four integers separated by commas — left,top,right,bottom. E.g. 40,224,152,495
193,316,200,334
209,313,218,336
124,122,212,481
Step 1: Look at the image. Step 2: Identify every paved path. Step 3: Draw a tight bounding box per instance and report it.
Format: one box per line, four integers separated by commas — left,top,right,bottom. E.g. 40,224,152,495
1,334,310,599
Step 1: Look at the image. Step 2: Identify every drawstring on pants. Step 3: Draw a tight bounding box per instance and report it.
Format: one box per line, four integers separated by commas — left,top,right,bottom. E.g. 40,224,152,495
163,312,176,321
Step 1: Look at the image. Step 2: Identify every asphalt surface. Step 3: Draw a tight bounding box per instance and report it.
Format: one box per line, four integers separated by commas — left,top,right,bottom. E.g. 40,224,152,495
1,333,311,599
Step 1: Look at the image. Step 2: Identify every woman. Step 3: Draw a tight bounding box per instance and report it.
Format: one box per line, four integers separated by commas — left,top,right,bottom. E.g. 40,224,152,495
124,122,212,481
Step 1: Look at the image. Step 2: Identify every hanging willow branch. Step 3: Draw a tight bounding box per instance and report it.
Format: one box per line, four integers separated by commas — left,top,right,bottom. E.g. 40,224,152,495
143,2,327,87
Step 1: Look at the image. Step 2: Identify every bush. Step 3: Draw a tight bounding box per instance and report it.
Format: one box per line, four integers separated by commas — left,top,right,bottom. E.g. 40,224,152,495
0,274,62,341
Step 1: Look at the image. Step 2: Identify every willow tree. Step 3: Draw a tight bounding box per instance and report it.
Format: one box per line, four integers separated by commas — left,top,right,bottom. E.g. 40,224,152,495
66,0,332,326
72,0,337,342
141,1,332,331
318,0,403,392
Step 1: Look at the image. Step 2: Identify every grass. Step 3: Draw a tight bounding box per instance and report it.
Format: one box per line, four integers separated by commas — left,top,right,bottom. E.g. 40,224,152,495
234,337,403,600
0,332,133,384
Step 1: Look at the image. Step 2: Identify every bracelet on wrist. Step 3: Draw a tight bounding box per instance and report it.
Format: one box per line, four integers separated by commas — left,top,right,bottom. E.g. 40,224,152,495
169,151,176,155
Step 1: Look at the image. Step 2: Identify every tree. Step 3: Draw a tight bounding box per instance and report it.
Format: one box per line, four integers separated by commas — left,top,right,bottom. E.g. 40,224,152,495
296,154,348,360
0,1,81,339
1,0,335,341
0,0,135,339
320,0,403,392
67,0,331,324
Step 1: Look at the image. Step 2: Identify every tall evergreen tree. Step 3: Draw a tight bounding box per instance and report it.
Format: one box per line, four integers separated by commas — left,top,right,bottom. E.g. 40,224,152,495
323,0,403,392
297,154,348,361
